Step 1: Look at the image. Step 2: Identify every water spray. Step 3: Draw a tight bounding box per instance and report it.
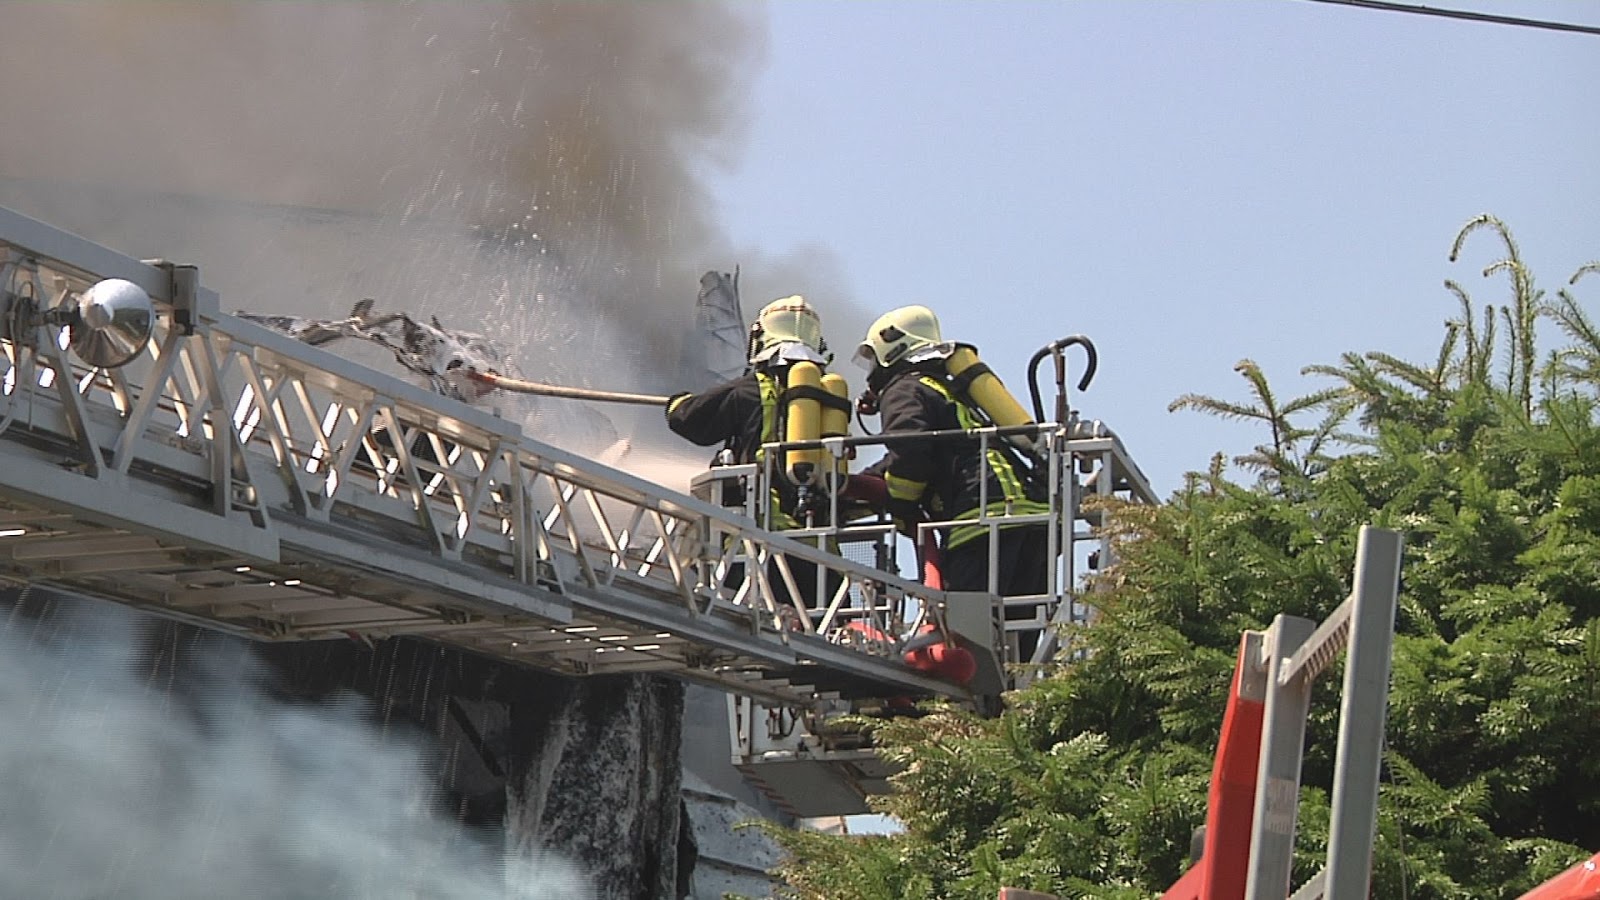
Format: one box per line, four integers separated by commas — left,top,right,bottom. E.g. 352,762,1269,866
240,300,671,408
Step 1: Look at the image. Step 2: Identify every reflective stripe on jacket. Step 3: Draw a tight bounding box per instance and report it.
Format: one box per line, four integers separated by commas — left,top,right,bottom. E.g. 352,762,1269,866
872,364,1048,549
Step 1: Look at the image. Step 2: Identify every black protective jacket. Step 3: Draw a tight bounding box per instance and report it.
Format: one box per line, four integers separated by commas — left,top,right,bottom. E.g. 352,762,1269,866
666,369,804,524
869,360,1045,547
665,371,770,464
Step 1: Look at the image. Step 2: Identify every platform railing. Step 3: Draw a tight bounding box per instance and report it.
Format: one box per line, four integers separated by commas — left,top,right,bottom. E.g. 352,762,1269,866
752,417,1158,670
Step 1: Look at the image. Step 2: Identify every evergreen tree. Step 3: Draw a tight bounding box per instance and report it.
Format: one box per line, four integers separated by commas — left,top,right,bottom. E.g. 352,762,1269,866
765,217,1600,899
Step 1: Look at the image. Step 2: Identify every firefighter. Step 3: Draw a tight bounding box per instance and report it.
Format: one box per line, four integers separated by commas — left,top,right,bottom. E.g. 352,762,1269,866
853,305,1052,655
664,295,842,611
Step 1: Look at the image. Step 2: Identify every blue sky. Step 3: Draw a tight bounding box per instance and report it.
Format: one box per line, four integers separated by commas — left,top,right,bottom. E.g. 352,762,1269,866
712,0,1600,495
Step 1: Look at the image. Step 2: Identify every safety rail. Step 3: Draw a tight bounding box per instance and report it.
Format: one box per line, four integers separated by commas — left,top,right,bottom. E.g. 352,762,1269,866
717,377,1158,816
0,203,969,707
755,418,1158,669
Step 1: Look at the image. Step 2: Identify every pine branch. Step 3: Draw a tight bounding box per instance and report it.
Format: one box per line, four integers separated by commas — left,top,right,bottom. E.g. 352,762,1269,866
1449,213,1520,269
1305,352,1386,398
1547,283,1600,393
1442,281,1502,390
1233,359,1286,454
1454,214,1538,413
1367,351,1447,396
1434,323,1460,389
1168,394,1270,423
1279,385,1353,416
1481,310,1498,387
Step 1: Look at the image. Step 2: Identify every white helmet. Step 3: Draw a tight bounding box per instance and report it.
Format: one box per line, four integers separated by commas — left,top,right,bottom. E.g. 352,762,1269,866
749,295,829,366
853,305,954,370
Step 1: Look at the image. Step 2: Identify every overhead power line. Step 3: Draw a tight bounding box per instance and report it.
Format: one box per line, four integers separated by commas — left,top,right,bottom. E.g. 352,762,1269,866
1297,0,1600,36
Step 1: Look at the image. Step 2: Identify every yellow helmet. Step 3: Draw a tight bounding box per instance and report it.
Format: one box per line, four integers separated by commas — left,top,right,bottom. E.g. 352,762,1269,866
749,295,829,366
853,304,953,370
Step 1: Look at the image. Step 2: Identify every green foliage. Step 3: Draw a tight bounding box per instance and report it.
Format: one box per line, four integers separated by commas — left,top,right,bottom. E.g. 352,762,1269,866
1169,359,1350,486
766,218,1600,898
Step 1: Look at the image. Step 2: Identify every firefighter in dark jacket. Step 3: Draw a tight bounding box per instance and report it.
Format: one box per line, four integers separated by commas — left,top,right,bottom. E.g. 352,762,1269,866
853,305,1051,653
664,296,837,610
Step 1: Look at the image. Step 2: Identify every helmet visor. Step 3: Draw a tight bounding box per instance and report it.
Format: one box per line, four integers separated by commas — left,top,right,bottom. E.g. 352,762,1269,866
852,343,878,371
753,340,829,366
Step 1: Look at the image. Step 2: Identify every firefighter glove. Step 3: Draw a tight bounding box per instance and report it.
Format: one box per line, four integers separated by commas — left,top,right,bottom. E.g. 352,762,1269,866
663,392,692,420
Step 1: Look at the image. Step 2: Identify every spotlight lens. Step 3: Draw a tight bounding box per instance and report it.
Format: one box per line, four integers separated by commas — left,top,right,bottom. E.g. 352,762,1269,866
72,278,154,368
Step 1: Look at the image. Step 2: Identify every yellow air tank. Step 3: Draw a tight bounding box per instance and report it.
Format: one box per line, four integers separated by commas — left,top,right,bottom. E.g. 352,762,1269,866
945,345,1038,454
820,372,852,490
784,361,824,484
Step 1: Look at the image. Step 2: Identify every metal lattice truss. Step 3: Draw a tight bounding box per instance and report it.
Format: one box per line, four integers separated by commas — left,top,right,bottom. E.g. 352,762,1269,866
0,205,1009,707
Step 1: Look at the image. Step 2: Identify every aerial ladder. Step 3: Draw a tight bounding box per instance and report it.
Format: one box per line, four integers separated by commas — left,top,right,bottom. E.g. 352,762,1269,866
0,203,1156,817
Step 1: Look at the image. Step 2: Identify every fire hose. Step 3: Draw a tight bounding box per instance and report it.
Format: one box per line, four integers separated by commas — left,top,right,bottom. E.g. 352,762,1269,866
466,371,672,407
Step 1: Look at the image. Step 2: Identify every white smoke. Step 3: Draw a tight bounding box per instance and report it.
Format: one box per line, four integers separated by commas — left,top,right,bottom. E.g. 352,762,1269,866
0,600,590,899
0,6,846,893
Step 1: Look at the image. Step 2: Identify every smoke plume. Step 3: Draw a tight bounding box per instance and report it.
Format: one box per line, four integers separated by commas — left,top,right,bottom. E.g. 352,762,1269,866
0,4,831,890
0,596,589,898
0,1,865,461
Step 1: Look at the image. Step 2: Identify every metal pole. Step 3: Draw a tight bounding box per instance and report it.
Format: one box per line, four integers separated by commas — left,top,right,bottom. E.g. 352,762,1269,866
1324,526,1404,899
1244,613,1317,900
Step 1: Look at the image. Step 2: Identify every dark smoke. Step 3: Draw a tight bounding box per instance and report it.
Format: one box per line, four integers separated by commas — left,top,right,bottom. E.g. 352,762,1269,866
0,5,833,893
0,2,863,411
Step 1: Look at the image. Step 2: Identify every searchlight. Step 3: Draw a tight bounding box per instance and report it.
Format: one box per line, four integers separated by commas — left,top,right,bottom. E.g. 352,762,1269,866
2,277,155,369
67,278,155,368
